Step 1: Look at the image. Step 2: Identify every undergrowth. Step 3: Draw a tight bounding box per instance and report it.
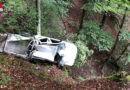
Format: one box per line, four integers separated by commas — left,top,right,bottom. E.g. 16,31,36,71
0,74,11,85
79,21,114,51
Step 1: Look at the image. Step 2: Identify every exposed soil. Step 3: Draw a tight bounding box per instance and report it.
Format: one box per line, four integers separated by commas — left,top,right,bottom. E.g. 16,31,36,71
63,0,84,33
68,50,108,82
104,16,118,38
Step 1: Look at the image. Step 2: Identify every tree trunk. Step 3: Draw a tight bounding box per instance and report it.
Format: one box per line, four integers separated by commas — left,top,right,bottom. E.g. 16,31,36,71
37,0,41,35
35,0,38,32
116,43,129,62
35,0,38,10
78,9,86,34
100,0,110,28
107,7,128,61
77,0,88,35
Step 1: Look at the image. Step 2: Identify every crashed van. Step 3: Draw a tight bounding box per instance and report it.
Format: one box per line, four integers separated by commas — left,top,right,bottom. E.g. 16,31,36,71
0,34,77,66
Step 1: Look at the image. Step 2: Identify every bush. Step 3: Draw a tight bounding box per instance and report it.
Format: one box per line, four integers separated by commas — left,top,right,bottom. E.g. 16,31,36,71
40,0,72,38
66,33,93,68
74,40,93,68
79,21,114,51
1,0,72,37
3,0,37,35
116,29,130,69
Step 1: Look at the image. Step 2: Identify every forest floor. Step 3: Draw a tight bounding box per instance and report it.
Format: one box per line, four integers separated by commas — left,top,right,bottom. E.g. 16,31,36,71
0,0,130,89
0,53,128,90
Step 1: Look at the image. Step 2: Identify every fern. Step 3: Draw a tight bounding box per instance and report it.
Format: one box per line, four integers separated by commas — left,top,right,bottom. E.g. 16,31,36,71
74,40,93,68
83,0,130,14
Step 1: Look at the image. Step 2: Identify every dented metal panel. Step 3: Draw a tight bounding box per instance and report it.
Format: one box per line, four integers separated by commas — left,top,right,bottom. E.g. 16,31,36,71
0,34,31,58
0,34,7,52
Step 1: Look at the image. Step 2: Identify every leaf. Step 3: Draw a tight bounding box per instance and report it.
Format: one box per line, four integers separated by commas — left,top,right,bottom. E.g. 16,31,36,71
128,53,130,62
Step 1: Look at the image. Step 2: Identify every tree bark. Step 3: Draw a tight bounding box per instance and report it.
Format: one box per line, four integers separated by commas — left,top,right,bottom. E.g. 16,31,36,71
77,0,88,35
37,0,41,35
35,0,38,10
100,0,110,28
78,8,86,34
116,43,129,62
107,7,128,61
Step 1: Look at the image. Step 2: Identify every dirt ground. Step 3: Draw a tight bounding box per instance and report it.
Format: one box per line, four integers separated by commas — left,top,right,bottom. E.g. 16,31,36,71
68,50,108,81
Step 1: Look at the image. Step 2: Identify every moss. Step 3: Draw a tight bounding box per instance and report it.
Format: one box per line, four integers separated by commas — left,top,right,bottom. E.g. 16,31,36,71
107,71,130,84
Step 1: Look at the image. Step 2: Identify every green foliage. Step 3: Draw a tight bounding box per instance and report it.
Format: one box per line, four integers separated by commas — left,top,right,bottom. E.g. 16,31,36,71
66,33,93,68
121,75,130,84
119,29,130,41
62,68,69,77
44,66,51,72
0,0,6,4
12,60,18,65
41,0,72,19
66,33,77,41
82,1,101,13
117,49,130,70
0,67,6,73
2,0,26,13
82,0,105,13
128,53,130,63
116,46,129,68
68,21,77,28
78,76,86,82
117,29,130,67
1,0,72,36
94,0,119,13
0,25,6,32
74,40,93,68
41,26,66,40
79,21,114,51
108,71,130,84
0,56,9,65
82,0,130,14
0,74,11,85
40,0,72,37
1,0,37,34
4,0,37,35
56,78,62,84
13,82,20,87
